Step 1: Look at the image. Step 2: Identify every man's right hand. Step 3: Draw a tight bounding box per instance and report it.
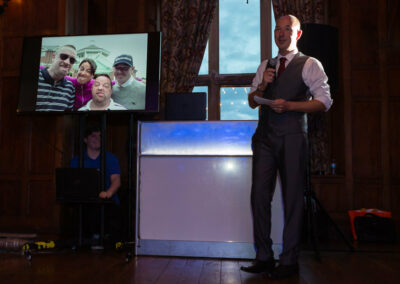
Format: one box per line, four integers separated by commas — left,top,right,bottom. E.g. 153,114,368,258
249,67,275,109
262,67,276,85
99,191,111,199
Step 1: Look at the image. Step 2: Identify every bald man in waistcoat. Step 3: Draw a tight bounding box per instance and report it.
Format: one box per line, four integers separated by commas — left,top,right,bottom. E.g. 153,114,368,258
240,15,333,279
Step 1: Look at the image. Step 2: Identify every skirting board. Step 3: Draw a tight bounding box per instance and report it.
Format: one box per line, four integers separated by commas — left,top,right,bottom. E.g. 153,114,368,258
136,239,282,260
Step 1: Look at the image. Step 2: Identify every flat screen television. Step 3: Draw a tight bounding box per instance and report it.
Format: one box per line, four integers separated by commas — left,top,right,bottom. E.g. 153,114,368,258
18,32,161,113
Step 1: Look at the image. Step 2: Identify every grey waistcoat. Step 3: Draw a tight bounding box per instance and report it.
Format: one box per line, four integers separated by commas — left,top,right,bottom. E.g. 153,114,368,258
255,53,310,138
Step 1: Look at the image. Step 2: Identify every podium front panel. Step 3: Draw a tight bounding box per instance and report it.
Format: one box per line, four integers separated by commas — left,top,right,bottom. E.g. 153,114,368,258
136,121,283,259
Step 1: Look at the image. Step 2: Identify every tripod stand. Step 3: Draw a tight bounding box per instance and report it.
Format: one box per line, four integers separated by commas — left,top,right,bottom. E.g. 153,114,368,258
304,146,354,261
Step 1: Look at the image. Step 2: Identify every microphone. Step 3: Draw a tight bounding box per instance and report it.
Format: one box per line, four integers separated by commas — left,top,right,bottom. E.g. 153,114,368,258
266,57,277,70
256,58,277,93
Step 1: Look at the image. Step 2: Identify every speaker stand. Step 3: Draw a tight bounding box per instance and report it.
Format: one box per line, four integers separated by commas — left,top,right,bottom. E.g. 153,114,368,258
304,158,354,261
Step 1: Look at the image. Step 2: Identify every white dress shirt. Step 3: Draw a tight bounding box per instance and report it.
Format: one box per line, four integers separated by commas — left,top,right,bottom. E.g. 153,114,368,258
250,49,333,111
78,98,127,111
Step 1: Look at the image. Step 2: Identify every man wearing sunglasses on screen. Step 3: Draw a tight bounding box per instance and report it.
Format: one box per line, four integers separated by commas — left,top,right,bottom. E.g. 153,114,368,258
36,45,77,111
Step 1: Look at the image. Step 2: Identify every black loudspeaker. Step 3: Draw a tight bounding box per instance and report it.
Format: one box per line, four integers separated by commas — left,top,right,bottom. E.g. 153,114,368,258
298,23,338,92
165,92,207,120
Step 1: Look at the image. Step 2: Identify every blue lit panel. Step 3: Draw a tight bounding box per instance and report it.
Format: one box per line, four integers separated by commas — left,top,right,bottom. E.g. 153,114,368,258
139,121,257,156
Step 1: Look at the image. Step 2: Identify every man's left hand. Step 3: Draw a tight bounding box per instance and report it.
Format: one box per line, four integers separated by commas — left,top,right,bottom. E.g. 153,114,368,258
270,99,290,113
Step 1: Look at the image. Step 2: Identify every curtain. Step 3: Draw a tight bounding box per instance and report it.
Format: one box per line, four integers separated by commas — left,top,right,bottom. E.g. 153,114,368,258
160,0,217,113
271,0,325,24
271,0,330,175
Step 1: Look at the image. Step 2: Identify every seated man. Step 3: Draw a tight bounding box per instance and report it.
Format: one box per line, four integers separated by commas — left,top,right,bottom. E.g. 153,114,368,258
78,74,126,111
70,125,122,244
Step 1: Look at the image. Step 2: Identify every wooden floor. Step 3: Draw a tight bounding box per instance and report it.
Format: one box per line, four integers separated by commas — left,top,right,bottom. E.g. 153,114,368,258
1,244,400,284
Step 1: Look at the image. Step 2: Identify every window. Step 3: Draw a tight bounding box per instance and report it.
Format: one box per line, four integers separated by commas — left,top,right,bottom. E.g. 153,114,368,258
195,0,274,120
198,43,208,76
220,86,258,120
219,0,260,74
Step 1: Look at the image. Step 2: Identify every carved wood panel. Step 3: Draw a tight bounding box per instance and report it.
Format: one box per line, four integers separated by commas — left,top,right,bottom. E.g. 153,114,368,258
3,0,62,37
27,180,57,221
312,179,348,213
351,70,380,98
386,0,400,66
29,0,61,35
349,0,379,66
29,117,58,175
387,68,400,97
2,37,23,75
354,183,384,209
107,0,159,33
88,0,108,34
2,0,26,37
352,102,382,179
388,100,400,180
391,185,400,217
0,77,28,174
0,180,22,218
107,115,130,178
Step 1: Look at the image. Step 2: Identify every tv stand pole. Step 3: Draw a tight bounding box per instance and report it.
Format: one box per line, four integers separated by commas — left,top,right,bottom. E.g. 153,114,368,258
100,113,107,247
77,114,87,247
125,113,136,262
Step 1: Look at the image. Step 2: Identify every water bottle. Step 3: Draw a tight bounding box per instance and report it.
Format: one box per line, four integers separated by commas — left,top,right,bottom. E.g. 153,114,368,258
330,159,337,175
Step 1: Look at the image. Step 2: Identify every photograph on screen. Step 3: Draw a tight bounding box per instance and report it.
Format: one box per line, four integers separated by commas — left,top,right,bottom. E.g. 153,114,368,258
36,34,148,112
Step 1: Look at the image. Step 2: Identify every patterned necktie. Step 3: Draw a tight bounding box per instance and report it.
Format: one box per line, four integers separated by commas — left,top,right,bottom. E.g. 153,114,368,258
277,57,287,77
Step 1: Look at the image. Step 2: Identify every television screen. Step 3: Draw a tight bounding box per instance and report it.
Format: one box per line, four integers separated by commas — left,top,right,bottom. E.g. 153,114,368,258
18,32,160,113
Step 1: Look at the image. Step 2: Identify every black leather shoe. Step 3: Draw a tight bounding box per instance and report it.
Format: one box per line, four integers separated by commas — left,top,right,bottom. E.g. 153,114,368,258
240,259,275,273
268,263,299,279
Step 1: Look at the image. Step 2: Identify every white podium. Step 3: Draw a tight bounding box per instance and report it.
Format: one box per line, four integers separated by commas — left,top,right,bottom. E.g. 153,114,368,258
136,121,283,259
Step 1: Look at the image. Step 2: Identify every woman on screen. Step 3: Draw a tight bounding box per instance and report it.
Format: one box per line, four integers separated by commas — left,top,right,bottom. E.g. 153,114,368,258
65,58,97,110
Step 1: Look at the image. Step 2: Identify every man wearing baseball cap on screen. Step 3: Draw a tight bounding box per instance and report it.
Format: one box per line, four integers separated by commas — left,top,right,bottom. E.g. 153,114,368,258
111,54,146,110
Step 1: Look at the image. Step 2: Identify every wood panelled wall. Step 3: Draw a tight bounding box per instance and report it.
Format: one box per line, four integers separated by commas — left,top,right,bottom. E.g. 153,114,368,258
0,0,68,233
312,0,400,233
0,0,399,236
0,0,159,234
350,0,400,223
